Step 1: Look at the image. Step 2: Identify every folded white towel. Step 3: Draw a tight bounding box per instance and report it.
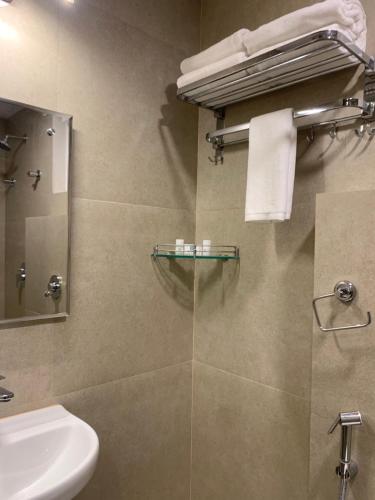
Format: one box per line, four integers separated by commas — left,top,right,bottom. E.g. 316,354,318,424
177,52,249,89
243,0,367,56
250,23,366,61
245,109,297,222
180,29,250,75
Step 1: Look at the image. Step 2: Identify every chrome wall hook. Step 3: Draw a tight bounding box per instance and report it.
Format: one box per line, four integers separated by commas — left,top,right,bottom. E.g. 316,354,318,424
306,127,315,144
312,280,372,332
329,123,337,139
27,170,42,181
355,123,366,138
207,136,224,165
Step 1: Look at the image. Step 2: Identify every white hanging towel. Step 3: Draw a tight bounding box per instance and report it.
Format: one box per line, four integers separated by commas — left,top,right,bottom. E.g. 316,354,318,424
245,109,297,223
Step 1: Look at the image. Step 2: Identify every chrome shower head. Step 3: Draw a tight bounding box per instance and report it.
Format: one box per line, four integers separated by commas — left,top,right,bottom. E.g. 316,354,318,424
0,135,28,152
0,137,11,152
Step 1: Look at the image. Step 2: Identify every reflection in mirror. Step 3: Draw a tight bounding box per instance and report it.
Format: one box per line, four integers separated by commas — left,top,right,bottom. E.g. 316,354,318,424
0,98,71,325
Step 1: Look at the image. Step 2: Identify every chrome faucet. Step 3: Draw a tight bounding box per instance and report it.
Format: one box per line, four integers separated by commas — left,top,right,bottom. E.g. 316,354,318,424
0,376,14,402
328,411,362,500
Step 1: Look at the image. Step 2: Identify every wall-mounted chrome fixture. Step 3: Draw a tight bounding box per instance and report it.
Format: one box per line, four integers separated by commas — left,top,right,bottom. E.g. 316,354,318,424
0,376,14,403
44,275,62,300
28,169,42,181
329,411,362,500
16,263,26,289
46,128,56,136
0,134,28,152
313,281,372,332
2,177,16,187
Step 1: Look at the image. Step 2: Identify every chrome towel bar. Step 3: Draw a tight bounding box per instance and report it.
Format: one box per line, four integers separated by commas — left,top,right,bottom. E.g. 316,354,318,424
312,281,371,332
206,98,373,145
205,97,375,164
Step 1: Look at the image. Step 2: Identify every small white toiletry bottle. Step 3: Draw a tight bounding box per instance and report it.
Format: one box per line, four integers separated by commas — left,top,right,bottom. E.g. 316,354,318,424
185,244,194,256
203,239,211,256
176,239,184,255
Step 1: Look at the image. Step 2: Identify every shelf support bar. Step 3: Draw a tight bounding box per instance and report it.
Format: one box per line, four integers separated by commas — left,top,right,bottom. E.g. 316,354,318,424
208,108,226,165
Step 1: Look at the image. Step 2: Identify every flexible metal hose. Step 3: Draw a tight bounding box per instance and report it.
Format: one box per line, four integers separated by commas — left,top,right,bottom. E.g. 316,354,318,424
338,477,348,500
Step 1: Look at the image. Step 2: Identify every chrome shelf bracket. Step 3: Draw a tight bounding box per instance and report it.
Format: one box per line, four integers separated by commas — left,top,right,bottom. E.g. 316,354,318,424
312,281,371,332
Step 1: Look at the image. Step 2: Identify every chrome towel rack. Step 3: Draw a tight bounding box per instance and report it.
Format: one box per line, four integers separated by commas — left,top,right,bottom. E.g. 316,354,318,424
312,281,371,332
178,30,373,110
206,97,375,164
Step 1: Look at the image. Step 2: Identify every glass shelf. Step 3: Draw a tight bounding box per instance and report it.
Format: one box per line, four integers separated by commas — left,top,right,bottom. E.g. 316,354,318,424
152,244,240,261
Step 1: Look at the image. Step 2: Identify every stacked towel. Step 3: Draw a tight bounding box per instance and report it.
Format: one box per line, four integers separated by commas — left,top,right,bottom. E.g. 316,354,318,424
243,0,367,57
177,0,367,88
177,52,249,88
245,109,297,222
180,29,250,74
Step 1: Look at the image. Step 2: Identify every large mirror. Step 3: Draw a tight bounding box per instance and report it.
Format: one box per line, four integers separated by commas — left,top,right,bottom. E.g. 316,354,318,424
0,98,71,325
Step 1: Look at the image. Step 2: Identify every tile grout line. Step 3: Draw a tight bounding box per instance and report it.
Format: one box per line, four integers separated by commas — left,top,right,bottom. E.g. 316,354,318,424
73,196,195,213
52,359,193,401
195,359,310,403
189,361,195,500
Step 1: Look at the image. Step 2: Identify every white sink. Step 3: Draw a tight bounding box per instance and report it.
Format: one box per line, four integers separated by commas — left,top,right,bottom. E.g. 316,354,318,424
0,404,99,500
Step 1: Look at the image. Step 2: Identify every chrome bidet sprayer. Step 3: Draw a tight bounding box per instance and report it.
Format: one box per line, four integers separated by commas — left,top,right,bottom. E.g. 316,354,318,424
328,411,362,500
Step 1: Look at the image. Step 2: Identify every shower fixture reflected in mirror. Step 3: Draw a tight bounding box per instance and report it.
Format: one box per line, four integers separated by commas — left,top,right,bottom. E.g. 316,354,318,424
2,177,16,187
0,96,72,326
0,134,28,152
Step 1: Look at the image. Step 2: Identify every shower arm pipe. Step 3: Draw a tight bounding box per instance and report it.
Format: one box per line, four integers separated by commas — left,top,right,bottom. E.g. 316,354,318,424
5,135,28,141
206,98,375,146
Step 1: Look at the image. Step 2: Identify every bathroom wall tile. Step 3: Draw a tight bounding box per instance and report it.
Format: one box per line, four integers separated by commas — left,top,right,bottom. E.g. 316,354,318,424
0,362,192,500
191,361,310,500
0,196,194,412
56,1,198,210
85,0,201,55
51,197,195,395
311,190,375,417
194,198,315,399
309,190,375,499
0,0,59,110
0,322,55,417
73,362,192,500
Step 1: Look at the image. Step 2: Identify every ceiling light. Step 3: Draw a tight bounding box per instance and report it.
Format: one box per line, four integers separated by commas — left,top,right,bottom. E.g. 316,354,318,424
0,0,13,7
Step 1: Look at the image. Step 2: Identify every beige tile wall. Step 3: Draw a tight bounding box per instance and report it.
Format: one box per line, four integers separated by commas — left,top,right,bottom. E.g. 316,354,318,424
0,1,199,498
0,120,5,317
311,191,375,500
194,1,375,499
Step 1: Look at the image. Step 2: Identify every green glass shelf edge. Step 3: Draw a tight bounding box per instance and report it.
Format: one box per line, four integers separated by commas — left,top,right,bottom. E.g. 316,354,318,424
152,253,239,261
